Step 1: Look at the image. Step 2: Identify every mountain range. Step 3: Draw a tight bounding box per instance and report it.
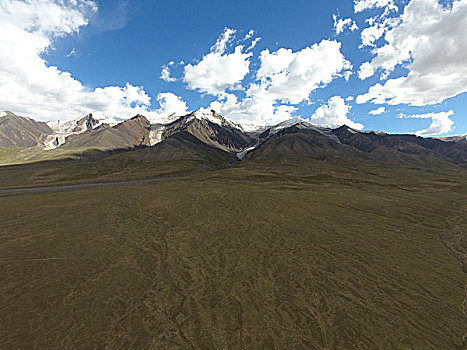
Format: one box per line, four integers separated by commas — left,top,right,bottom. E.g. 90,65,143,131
1,109,466,349
1,109,466,167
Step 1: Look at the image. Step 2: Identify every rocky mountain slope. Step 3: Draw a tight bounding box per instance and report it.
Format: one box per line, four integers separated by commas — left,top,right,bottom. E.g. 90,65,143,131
245,121,467,165
45,114,106,149
0,111,52,148
160,110,254,153
1,110,467,167
122,131,237,167
60,114,151,151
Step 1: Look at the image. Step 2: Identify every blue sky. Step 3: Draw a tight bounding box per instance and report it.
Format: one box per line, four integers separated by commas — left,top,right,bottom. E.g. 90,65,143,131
0,0,466,136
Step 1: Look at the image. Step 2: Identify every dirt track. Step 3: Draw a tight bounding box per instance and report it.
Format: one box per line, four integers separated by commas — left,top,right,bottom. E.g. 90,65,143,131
0,177,176,199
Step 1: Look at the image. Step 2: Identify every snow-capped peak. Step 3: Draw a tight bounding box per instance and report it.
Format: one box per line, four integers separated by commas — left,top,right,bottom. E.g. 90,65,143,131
44,113,121,150
89,111,121,127
48,115,92,134
47,113,120,133
192,109,223,126
188,109,243,130
274,117,311,129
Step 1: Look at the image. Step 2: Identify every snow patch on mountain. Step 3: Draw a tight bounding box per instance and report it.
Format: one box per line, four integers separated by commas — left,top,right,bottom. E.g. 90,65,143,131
149,125,166,146
193,109,223,126
192,109,243,130
272,117,311,131
148,113,182,125
0,111,6,118
238,123,267,133
44,113,121,150
48,119,88,135
263,117,342,143
47,115,119,134
236,146,256,160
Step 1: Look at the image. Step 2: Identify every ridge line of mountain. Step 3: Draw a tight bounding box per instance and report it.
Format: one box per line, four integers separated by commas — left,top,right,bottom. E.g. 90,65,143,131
1,109,466,166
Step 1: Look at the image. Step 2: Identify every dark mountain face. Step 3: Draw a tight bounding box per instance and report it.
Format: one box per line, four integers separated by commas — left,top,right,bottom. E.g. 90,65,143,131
245,122,467,166
161,110,254,153
129,131,237,166
437,139,467,162
246,125,357,160
0,111,52,148
330,126,467,163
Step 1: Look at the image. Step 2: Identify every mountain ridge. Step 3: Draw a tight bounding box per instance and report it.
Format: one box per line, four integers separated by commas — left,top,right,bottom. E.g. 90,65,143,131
1,110,467,167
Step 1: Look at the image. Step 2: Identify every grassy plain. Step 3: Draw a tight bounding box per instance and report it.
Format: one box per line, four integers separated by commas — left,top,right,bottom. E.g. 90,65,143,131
0,158,466,349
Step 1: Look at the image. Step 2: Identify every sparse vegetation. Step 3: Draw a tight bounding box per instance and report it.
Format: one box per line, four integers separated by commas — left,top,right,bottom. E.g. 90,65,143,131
0,157,465,349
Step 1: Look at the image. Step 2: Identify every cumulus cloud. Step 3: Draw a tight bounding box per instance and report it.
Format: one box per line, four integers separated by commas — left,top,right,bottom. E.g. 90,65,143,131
358,61,375,80
180,28,354,127
146,92,188,122
401,110,454,136
210,89,300,128
354,0,398,13
360,22,386,47
183,28,252,96
357,0,467,106
203,39,353,127
368,106,385,115
255,40,352,104
310,96,364,130
80,83,151,116
0,0,155,121
333,15,359,35
160,62,176,82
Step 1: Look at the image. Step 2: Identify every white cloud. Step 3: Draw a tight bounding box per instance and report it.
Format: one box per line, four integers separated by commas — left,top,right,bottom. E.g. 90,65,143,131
246,37,261,52
183,28,252,96
78,83,152,117
160,64,176,82
255,40,352,104
368,106,385,115
66,48,77,58
179,29,353,127
243,29,255,41
211,27,236,55
333,15,359,35
208,90,299,128
354,0,398,13
360,22,386,47
358,61,375,80
357,0,467,106
243,30,262,52
402,110,454,136
0,0,156,121
310,96,364,130
146,92,188,122
203,39,353,127
157,92,187,115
